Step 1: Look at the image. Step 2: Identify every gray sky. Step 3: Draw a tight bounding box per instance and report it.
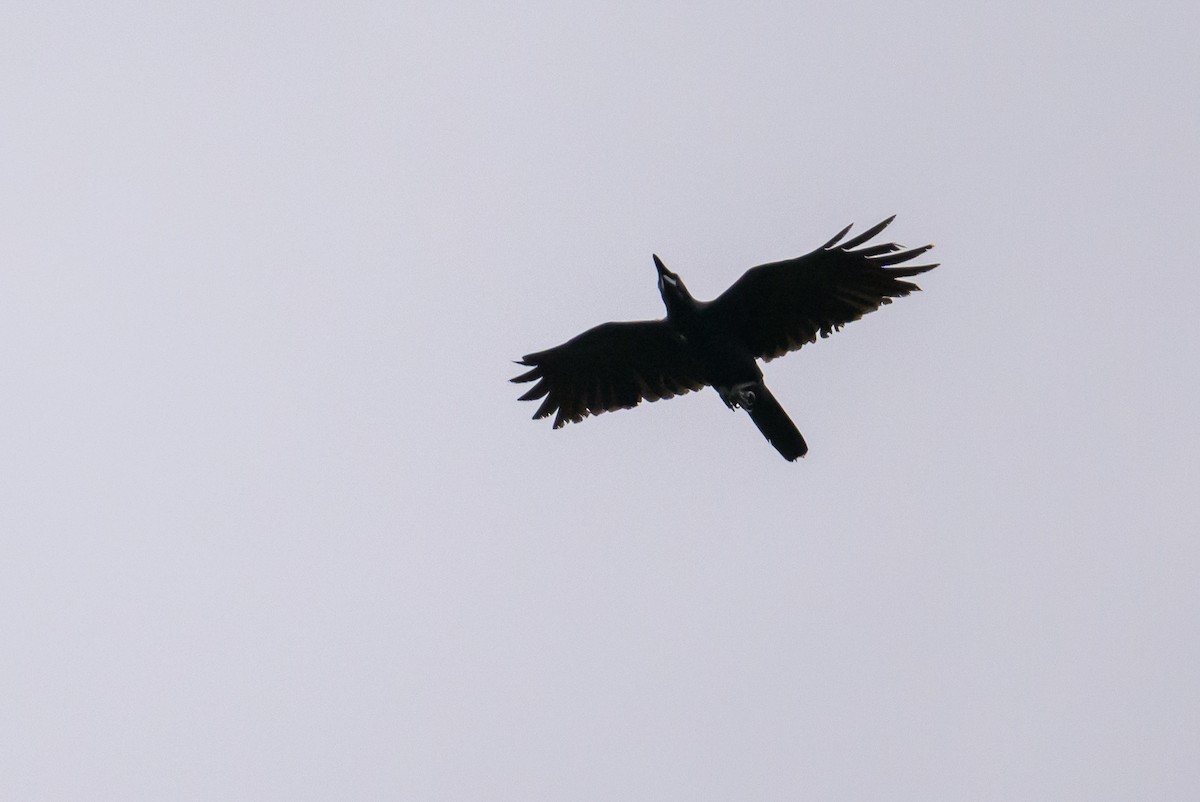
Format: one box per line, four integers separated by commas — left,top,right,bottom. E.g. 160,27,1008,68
4,1,1199,798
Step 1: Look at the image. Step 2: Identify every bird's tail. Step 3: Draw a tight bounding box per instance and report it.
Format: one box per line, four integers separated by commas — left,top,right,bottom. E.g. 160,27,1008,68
746,384,808,461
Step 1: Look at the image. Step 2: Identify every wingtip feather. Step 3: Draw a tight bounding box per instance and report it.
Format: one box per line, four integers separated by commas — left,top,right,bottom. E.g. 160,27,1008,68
871,243,934,266
888,261,939,277
840,216,897,250
820,223,854,250
511,366,541,383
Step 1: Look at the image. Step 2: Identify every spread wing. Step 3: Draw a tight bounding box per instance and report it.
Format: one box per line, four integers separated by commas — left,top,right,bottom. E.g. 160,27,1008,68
512,320,706,428
708,216,938,362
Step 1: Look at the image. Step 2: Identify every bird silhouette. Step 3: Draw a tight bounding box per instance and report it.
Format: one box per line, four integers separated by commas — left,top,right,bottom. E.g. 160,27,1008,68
512,216,937,461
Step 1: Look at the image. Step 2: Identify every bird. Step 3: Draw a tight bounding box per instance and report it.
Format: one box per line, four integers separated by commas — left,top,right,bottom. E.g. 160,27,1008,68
511,216,937,461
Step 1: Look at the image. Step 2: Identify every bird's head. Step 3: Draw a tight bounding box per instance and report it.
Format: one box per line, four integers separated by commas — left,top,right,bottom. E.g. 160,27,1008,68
653,254,694,314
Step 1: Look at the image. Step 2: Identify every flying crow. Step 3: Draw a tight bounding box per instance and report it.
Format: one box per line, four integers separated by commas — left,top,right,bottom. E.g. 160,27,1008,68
512,217,937,461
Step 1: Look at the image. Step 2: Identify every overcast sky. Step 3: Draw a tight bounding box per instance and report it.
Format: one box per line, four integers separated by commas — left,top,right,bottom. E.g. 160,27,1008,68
4,1,1199,798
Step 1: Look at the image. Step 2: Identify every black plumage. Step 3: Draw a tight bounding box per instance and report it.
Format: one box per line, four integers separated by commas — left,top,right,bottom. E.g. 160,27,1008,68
512,216,937,461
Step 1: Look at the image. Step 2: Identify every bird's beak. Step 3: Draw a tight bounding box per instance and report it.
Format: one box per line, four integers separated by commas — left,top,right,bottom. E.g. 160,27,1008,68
653,254,678,287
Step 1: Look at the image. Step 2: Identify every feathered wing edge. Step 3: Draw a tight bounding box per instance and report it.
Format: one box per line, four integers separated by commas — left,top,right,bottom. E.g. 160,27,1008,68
811,216,939,340
711,216,939,362
510,321,706,428
511,355,703,429
822,215,939,279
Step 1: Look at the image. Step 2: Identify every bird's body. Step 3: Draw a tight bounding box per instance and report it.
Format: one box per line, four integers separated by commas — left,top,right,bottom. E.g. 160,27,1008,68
654,291,759,398
512,217,937,461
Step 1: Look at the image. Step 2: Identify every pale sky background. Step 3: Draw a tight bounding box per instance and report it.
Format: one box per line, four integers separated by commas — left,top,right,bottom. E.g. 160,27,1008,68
3,1,1199,799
